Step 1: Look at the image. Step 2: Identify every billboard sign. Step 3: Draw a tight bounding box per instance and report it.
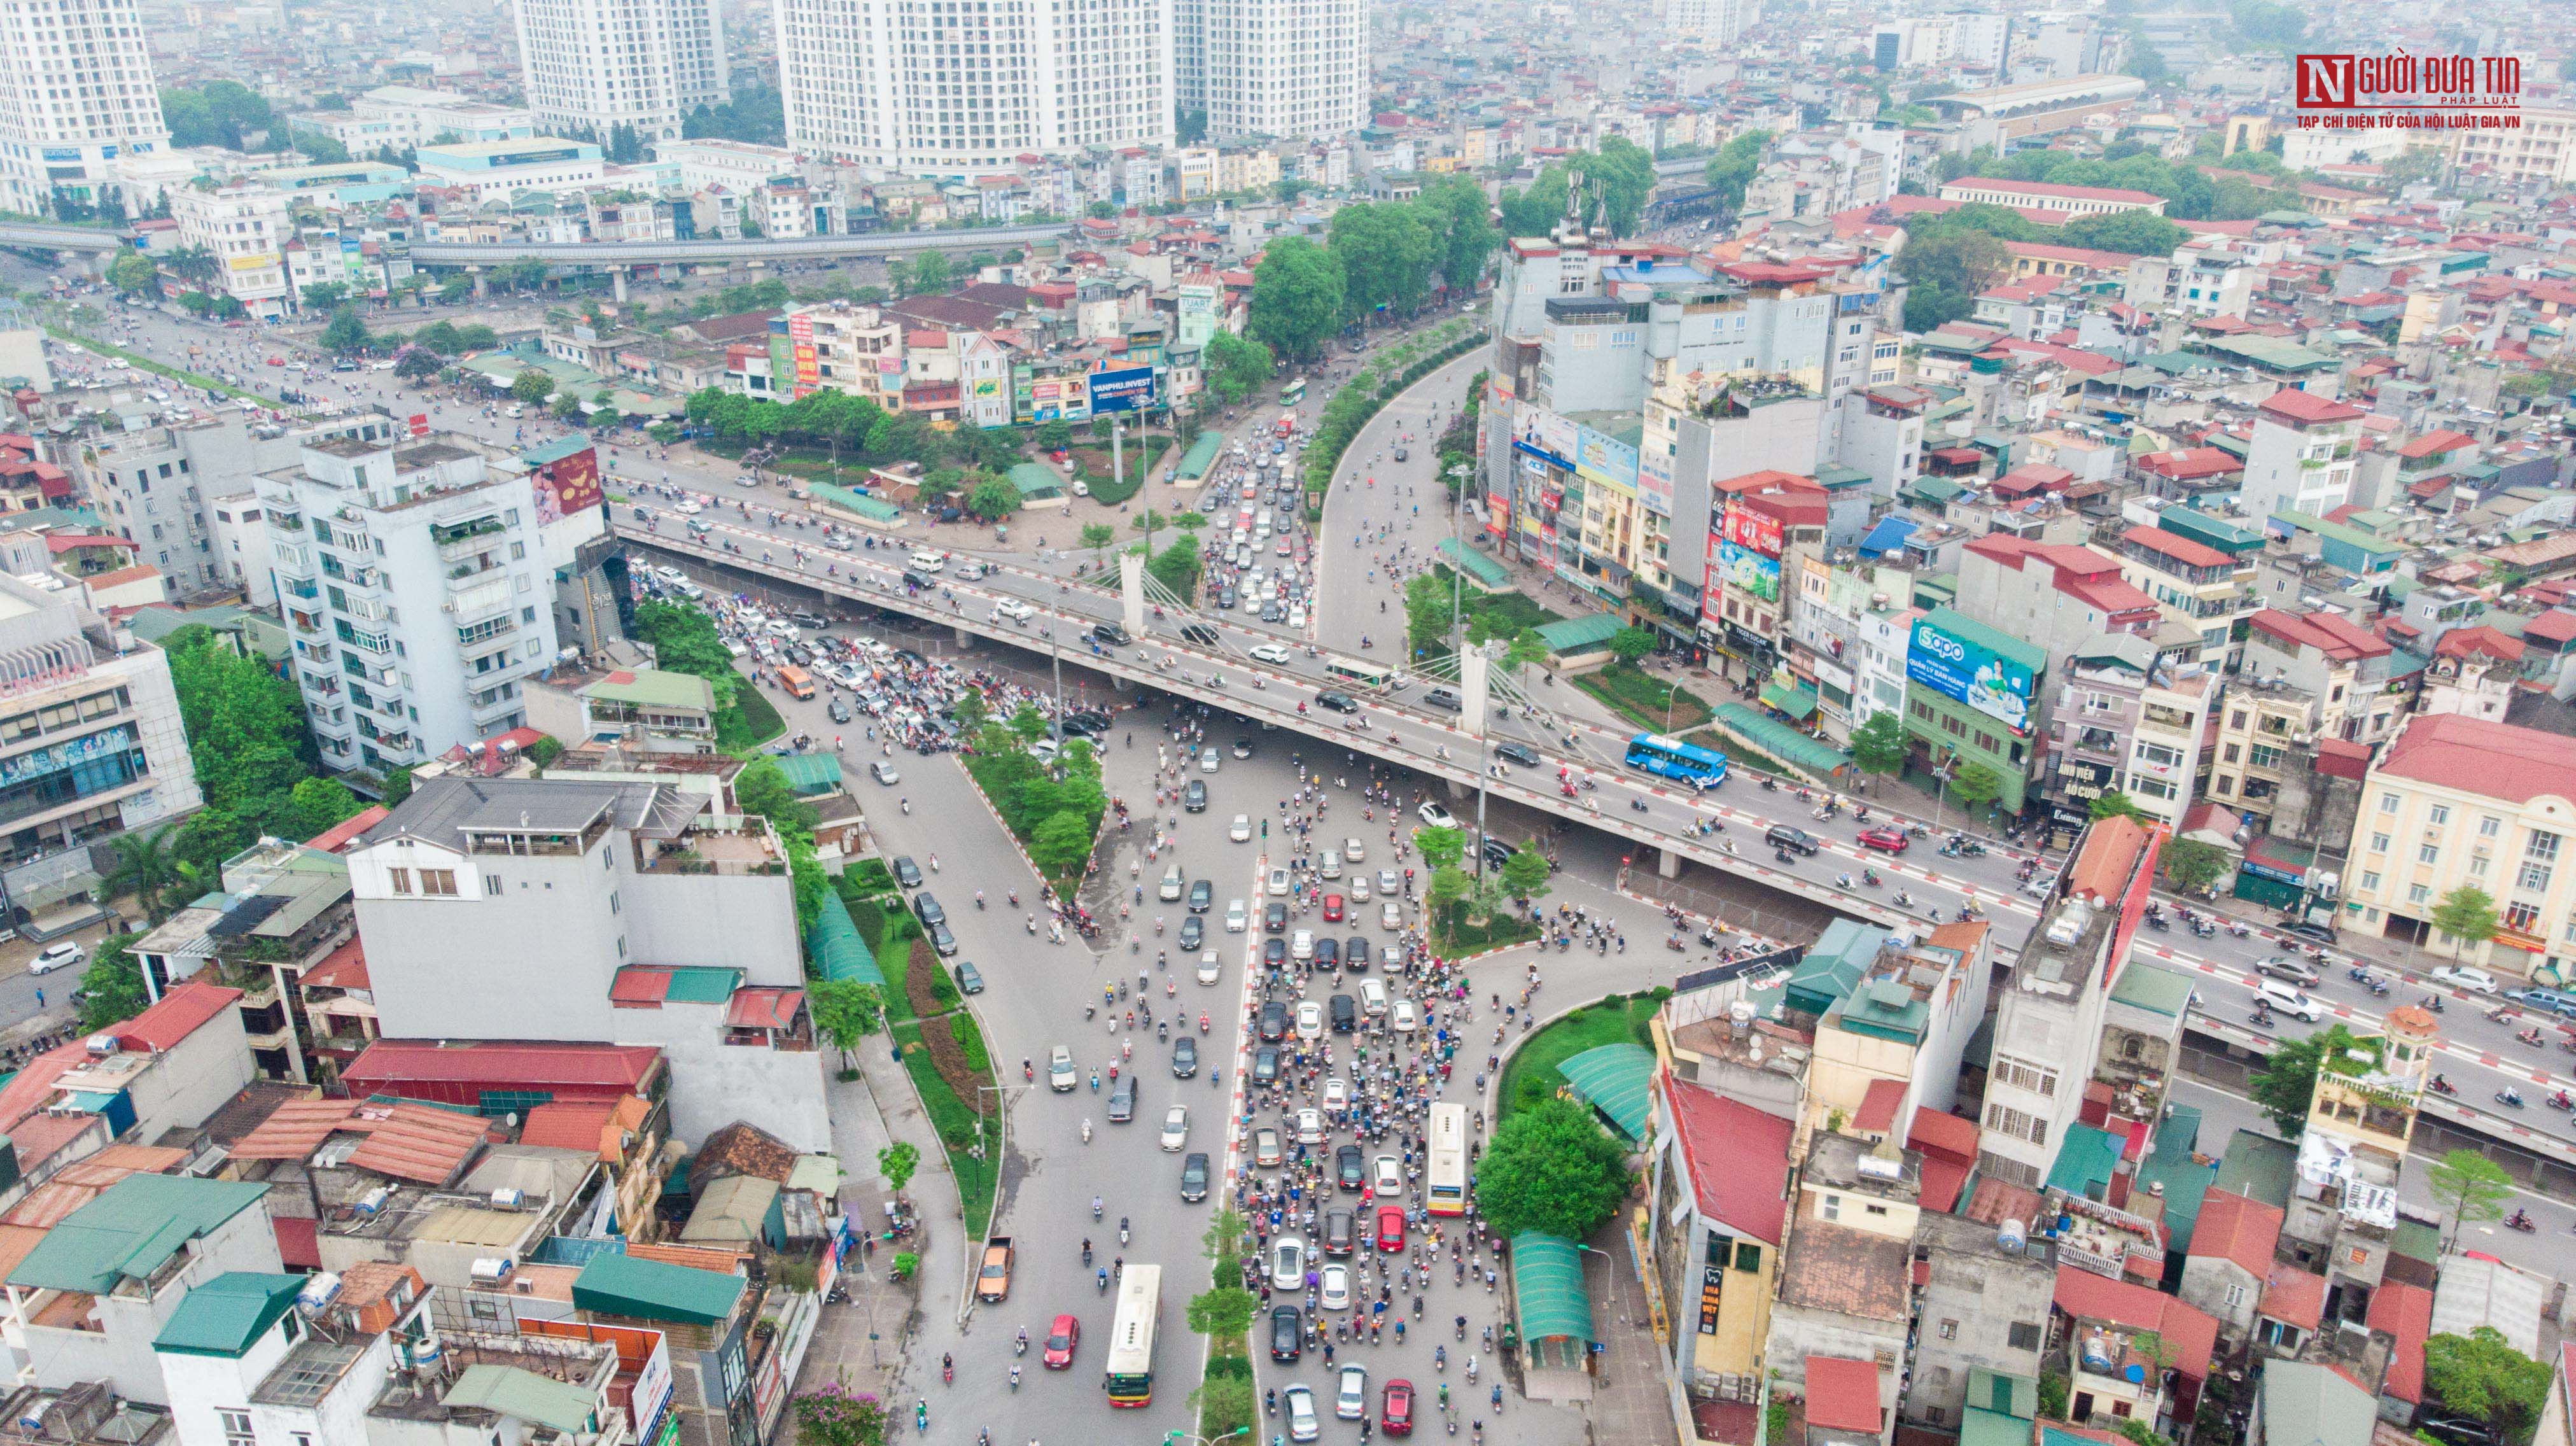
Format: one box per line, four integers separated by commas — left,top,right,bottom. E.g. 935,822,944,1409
1716,538,1782,605
1087,366,1156,414
1511,402,1578,468
1574,427,1639,494
1721,503,1783,558
1637,446,1673,518
1907,615,2036,736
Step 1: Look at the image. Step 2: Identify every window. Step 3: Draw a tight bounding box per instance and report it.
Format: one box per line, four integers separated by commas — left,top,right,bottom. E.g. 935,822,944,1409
219,1412,254,1446
1984,1102,2047,1147
2419,844,2440,864
1939,1319,1959,1341
387,867,411,894
2520,863,2552,894
2007,1322,2041,1352
2370,834,2390,855
2530,831,2563,864
1733,1241,1761,1272
2362,872,2381,894
2481,815,2503,838
420,869,458,896
2430,804,2451,826
2380,792,2399,813
1820,1192,1841,1221
1994,1054,2058,1097
484,875,502,897
2409,884,2430,906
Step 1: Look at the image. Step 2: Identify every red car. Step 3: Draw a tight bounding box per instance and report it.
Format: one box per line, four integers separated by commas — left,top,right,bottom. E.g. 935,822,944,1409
1856,827,1910,854
1382,1380,1415,1436
1375,1204,1407,1252
263,356,286,367
1042,1312,1080,1370
1322,893,1345,923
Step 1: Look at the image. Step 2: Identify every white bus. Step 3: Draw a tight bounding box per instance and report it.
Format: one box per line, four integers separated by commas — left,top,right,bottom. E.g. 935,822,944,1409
1322,654,1396,690
1103,1263,1164,1407
1427,1103,1469,1216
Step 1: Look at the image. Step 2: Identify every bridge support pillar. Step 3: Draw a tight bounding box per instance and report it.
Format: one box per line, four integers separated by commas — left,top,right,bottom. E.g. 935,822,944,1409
1111,674,1132,693
953,625,976,650
1656,847,1682,880
470,267,487,299
610,267,629,304
1446,776,1471,801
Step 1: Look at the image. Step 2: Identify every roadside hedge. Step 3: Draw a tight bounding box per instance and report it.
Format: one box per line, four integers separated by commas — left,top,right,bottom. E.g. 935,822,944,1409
1301,333,1490,521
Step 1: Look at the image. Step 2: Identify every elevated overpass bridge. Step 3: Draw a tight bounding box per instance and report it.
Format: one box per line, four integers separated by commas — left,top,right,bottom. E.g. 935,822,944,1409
409,223,1077,297
0,221,134,260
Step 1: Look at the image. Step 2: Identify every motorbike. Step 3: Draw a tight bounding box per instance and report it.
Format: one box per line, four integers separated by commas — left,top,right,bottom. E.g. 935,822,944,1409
2496,1089,2527,1109
2505,1211,2537,1233
2519,1028,2548,1048
2549,1092,2576,1112
2419,995,2446,1014
2429,1076,2459,1097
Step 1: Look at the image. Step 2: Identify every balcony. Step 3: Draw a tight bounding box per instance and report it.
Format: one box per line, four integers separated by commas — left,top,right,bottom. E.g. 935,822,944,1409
282,579,319,602
456,618,517,650
433,519,508,564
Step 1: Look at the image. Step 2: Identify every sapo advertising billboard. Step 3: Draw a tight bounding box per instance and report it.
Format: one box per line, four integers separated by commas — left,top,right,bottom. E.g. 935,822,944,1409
1907,615,2036,736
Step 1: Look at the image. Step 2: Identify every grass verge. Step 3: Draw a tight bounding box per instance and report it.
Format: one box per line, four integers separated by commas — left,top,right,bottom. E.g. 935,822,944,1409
717,682,787,752
1067,434,1172,507
1428,565,1565,638
45,325,312,414
1433,903,1542,956
890,1018,998,1239
1499,993,1661,1122
1576,663,1713,733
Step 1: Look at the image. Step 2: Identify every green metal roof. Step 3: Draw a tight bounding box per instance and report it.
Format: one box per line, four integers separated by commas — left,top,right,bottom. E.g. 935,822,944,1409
2045,1122,2123,1199
2111,960,2194,1018
1921,606,2044,671
445,1364,601,1433
153,1273,305,1358
1506,1233,1596,1345
2214,1128,2298,1209
571,1251,745,1326
1557,1044,1656,1142
1438,537,1507,586
1966,1369,2037,1421
1788,919,1883,1014
809,482,902,523
1963,1408,2031,1446
2136,1104,2217,1254
807,892,885,986
773,753,845,796
661,967,741,1004
1535,613,1623,653
582,668,713,712
1175,432,1225,481
10,1175,271,1294
1758,678,1818,720
1006,463,1061,496
1709,703,1851,778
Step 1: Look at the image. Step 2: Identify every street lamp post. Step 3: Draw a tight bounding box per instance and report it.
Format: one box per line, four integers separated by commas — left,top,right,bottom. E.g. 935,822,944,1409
1446,463,1475,654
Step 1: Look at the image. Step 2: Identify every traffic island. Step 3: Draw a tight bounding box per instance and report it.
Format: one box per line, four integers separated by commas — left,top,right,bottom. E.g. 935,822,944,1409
1495,992,1665,1125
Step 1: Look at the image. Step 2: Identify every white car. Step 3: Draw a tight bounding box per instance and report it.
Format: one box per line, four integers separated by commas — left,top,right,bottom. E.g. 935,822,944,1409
1160,1106,1189,1151
1343,837,1364,863
2255,980,2323,1021
27,941,82,975
1271,1236,1307,1289
2431,964,2500,995
1347,878,1370,904
1285,1384,1320,1443
1418,801,1456,827
1225,899,1249,933
1230,814,1252,843
908,551,946,573
1322,1077,1349,1111
1200,750,1220,774
1320,1263,1351,1310
1377,869,1402,896
869,761,901,786
1390,999,1420,1034
1373,1155,1404,1195
1250,643,1293,664
1196,950,1224,985
1319,850,1342,880
1294,1000,1325,1041
991,598,1034,622
1294,1107,1327,1144
1267,867,1291,897
1357,978,1387,1017
1291,929,1315,961
1158,866,1185,902
1335,1363,1368,1418
1380,901,1404,931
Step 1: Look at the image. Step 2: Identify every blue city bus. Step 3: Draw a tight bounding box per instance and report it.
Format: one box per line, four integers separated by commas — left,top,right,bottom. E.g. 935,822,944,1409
1625,733,1728,789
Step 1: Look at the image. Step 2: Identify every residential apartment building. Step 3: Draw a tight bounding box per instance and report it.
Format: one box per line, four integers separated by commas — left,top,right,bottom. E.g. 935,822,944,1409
168,184,292,319
1936,178,2166,217
2124,240,2264,320
2241,388,2365,523
1187,0,1368,142
2111,523,2258,671
68,412,309,599
2346,715,2576,981
512,0,725,142
1670,0,1760,45
776,0,1172,176
2047,633,2217,831
0,0,170,215
345,776,829,1150
2204,608,2398,828
2451,106,2576,187
258,434,560,775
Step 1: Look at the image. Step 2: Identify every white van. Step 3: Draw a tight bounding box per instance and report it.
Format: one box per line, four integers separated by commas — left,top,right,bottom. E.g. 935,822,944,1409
908,550,946,573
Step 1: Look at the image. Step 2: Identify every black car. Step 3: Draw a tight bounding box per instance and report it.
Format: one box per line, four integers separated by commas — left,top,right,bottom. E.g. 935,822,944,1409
902,570,932,589
2278,918,2339,944
1061,710,1112,738
1336,1144,1365,1192
1346,937,1371,971
1189,879,1214,913
1217,587,1237,609
1329,994,1357,1032
954,962,984,995
1263,937,1288,968
1323,1207,1356,1256
1184,779,1209,812
1180,622,1221,647
1266,901,1289,932
828,699,852,724
928,920,958,957
1422,687,1462,712
1315,691,1359,713
1181,1151,1210,1202
1258,1000,1289,1042
1107,1073,1137,1121
1765,825,1819,856
892,856,923,888
1261,601,1284,623
1252,1045,1282,1084
1481,837,1515,872
1494,741,1540,768
1232,736,1254,759
1270,1305,1304,1361
1314,937,1340,969
1173,1035,1200,1076
1090,622,1132,648
1179,916,1204,950
913,892,946,927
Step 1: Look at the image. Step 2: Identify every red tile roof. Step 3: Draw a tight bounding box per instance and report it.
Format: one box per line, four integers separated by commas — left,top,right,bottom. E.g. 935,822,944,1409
2434,625,2524,663
114,980,243,1053
1907,1110,1979,1162
304,806,389,853
345,1041,662,1092
2187,1189,2281,1276
2397,429,2475,459
2258,388,2367,425
1948,178,2166,206
1661,1074,1793,1247
1803,1356,1884,1434
301,939,368,992
727,986,806,1031
2248,608,2392,662
229,1098,491,1184
2367,1282,2434,1404
2258,1265,2327,1330
2068,816,2151,907
2134,447,2241,481
2376,714,2576,805
2122,526,2236,571
519,1100,619,1157
1854,1078,1906,1135
2051,1265,2220,1377
2523,611,2576,646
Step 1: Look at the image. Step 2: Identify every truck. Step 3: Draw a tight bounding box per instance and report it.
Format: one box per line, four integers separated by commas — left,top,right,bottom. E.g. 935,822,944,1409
977,1237,1014,1302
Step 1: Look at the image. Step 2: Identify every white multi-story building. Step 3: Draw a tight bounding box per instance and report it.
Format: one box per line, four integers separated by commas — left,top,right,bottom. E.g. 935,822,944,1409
2240,387,2365,523
513,0,726,143
777,0,1173,175
167,184,292,318
655,136,800,195
1189,0,1367,142
1669,0,1758,45
0,0,171,215
258,435,561,776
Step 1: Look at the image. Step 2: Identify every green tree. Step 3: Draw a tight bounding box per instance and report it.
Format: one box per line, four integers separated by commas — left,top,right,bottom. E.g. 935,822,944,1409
1186,1285,1257,1338
877,1141,920,1194
794,1380,891,1446
1903,228,2012,301
1569,137,1658,237
2089,790,2146,822
2248,1023,2355,1138
1079,523,1117,566
1425,863,1471,913
1607,626,1656,666
318,305,371,355
1850,712,1908,785
1203,331,1276,404
809,978,885,1060
510,370,556,405
1329,200,1439,323
285,776,362,839
2423,1328,2552,1446
1474,1097,1632,1239
1247,236,1345,363
909,249,955,293
1414,173,1500,293
2160,838,2230,895
735,756,821,836
393,346,444,381
1497,164,1569,237
1413,825,1466,871
1131,508,1168,554
551,390,584,420
1403,571,1453,657
2056,210,2189,256
76,934,150,1032
2425,1150,2514,1250
106,249,158,295
1147,533,1203,599
1946,761,2005,817
103,825,183,922
965,474,1023,520
2432,886,2499,958
176,290,214,318
1500,845,1552,901
1028,810,1097,876
1704,130,1772,215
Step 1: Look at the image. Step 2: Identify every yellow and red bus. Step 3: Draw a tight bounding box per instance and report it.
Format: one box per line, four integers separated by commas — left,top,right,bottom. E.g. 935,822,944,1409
1103,1263,1163,1407
1427,1104,1469,1216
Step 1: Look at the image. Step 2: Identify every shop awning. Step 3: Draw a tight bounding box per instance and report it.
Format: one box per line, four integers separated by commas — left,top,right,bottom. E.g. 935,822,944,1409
806,894,885,987
1558,1043,1656,1142
1439,537,1508,586
1507,1233,1596,1345
1712,703,1849,777
1758,679,1819,720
